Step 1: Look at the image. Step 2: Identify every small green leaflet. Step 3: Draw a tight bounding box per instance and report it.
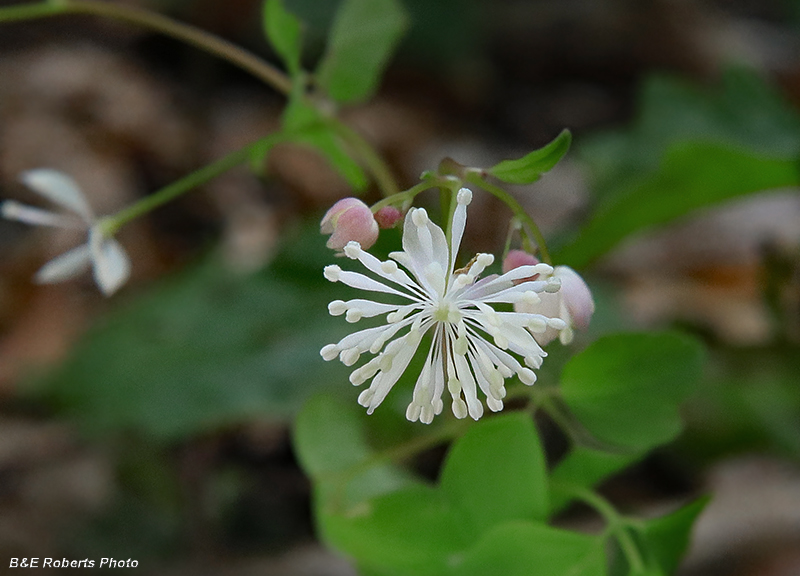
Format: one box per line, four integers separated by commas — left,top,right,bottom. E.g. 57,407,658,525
488,129,572,185
263,0,303,75
316,0,408,103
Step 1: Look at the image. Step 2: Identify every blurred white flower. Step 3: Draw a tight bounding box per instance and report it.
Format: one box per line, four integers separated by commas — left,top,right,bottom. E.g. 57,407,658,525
321,188,564,424
1,169,131,296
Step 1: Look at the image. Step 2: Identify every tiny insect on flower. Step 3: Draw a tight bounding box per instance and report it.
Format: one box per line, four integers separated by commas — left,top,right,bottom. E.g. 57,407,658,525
321,188,565,423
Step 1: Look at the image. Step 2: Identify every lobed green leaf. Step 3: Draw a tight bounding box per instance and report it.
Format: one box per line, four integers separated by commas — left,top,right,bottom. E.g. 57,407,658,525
451,521,607,576
294,394,413,510
560,332,705,452
36,223,348,441
562,68,800,268
549,447,637,514
321,485,468,576
440,413,549,539
555,142,800,268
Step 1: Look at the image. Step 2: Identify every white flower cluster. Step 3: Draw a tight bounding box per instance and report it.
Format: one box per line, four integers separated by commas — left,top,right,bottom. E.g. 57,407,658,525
321,188,568,423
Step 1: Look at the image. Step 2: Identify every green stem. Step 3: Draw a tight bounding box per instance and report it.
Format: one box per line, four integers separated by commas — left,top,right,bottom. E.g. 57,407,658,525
442,180,462,249
102,137,272,234
0,1,59,21
325,119,399,198
502,218,521,259
370,180,440,212
0,0,293,95
1,1,403,198
465,173,552,265
539,395,581,444
551,482,646,574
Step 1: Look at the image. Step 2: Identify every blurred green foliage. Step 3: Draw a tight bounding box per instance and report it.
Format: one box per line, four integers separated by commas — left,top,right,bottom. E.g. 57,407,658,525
682,346,800,462
557,68,800,268
36,222,350,441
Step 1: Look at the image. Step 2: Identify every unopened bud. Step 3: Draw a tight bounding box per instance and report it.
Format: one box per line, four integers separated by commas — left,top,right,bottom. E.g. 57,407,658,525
502,249,540,285
320,198,379,250
555,266,595,331
374,205,403,229
502,249,539,273
512,264,595,346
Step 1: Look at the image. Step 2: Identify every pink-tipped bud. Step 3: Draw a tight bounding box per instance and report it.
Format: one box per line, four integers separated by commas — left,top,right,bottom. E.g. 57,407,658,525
374,206,403,229
555,266,595,331
511,262,595,346
320,198,379,251
503,249,540,285
502,249,539,273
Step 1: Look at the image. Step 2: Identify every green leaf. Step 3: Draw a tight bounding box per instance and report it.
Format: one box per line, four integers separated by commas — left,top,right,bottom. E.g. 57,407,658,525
580,68,800,201
640,497,709,575
488,129,572,184
263,0,303,75
281,94,368,190
451,521,607,576
549,447,637,514
293,394,412,510
321,485,468,576
37,223,349,441
440,413,548,539
294,394,374,477
556,141,800,268
560,332,705,451
294,127,369,191
316,0,408,103
563,68,800,268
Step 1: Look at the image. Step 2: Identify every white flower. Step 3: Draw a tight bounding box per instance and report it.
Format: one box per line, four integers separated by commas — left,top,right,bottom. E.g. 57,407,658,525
1,169,131,296
320,188,565,424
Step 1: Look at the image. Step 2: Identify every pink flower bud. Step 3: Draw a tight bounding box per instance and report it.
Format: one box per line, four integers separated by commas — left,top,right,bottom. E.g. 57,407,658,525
502,250,540,285
511,262,595,346
374,206,403,229
320,198,379,250
556,266,594,331
502,249,539,273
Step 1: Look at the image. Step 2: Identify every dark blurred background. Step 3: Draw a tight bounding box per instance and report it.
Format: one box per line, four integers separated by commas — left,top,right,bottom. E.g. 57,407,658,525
1,0,799,574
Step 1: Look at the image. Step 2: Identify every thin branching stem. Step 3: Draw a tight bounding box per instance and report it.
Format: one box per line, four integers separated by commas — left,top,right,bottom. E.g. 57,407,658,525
465,173,552,264
551,481,646,573
0,0,402,204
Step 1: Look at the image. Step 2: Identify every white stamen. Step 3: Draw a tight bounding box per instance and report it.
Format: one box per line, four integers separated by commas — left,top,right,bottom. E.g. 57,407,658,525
324,265,341,282
328,300,347,316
